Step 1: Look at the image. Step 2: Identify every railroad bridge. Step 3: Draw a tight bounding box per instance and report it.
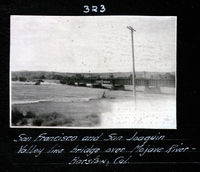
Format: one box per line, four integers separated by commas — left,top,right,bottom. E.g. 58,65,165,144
114,78,175,88
66,78,175,91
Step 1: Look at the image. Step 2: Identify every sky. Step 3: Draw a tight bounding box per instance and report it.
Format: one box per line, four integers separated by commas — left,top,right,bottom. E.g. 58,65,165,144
10,16,176,73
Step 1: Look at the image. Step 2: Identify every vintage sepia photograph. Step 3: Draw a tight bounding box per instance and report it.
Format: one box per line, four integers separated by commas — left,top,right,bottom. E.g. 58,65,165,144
10,15,176,129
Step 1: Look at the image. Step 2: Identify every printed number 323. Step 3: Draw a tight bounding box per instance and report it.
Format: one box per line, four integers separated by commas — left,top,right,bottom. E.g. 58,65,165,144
83,5,106,13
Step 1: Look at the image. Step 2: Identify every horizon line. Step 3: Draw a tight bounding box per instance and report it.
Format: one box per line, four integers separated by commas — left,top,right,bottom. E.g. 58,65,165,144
11,70,175,73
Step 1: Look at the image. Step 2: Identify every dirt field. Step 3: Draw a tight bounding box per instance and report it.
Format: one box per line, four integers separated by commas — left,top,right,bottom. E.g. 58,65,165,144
11,81,176,128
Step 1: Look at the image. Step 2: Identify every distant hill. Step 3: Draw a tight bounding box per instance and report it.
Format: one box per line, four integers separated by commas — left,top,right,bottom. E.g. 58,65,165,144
11,71,175,80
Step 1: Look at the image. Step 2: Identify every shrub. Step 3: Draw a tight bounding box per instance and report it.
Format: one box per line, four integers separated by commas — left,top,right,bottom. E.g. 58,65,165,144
26,111,36,118
20,118,28,125
12,108,24,125
63,117,74,124
91,118,100,125
40,112,62,120
32,118,44,126
90,114,98,118
19,77,27,82
43,119,63,126
84,114,100,126
90,114,100,125
31,112,74,126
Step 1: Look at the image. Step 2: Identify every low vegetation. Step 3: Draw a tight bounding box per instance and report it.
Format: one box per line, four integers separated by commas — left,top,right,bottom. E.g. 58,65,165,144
12,108,24,125
12,108,74,126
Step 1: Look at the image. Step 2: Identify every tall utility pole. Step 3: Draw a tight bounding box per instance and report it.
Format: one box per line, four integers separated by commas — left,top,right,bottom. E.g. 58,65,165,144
127,26,136,106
